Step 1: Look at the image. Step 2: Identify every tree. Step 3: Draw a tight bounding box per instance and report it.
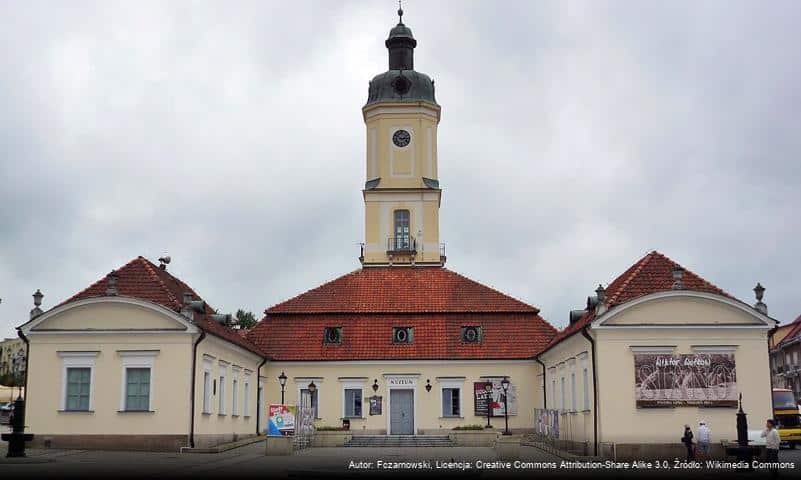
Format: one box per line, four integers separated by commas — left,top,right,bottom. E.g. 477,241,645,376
235,309,258,329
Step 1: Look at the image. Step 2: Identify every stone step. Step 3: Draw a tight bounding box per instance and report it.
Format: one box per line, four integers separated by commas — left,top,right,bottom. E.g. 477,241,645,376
345,435,455,448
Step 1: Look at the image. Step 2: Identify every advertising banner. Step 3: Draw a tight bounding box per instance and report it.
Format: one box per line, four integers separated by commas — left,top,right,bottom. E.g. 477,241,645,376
473,379,518,417
267,404,296,436
634,353,737,407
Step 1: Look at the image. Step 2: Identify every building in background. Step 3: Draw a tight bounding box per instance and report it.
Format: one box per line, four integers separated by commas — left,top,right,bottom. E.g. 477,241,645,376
537,251,776,459
770,314,801,399
0,336,26,383
19,256,267,451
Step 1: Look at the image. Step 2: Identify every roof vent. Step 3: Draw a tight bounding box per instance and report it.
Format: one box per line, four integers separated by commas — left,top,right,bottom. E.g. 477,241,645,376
158,256,171,270
672,266,684,290
105,270,119,296
211,313,232,326
586,295,598,311
753,282,767,315
569,310,587,324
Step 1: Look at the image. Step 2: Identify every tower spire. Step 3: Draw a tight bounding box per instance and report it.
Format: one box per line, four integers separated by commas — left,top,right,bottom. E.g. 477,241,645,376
398,0,404,24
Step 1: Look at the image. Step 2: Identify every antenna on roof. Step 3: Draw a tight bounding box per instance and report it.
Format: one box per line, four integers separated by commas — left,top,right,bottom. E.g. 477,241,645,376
158,255,171,270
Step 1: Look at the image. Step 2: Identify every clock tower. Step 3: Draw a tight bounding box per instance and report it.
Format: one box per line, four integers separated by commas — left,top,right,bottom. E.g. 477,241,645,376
361,7,444,266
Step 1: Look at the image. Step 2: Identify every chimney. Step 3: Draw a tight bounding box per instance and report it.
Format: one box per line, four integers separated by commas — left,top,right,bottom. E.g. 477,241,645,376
181,292,194,320
30,289,44,320
158,256,171,270
105,270,119,296
753,282,767,315
672,266,684,290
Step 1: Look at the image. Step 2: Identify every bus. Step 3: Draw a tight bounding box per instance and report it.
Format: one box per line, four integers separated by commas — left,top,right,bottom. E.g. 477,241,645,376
773,388,801,448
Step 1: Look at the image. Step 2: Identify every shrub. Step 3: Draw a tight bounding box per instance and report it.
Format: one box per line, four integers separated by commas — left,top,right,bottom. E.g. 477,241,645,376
452,424,487,431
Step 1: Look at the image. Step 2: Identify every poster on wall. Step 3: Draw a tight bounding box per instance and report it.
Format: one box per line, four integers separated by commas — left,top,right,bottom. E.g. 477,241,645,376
634,353,737,407
267,404,296,436
473,379,518,417
369,395,382,416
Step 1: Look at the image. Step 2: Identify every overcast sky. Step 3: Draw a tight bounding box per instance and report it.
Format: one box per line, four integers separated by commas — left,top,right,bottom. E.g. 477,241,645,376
1,0,800,338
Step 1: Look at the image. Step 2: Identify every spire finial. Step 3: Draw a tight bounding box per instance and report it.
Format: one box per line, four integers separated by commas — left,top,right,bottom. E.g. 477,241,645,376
397,0,404,24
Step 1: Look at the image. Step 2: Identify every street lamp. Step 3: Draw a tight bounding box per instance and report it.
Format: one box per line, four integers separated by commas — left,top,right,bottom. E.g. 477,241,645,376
307,381,317,418
484,381,493,428
278,371,287,404
501,376,511,436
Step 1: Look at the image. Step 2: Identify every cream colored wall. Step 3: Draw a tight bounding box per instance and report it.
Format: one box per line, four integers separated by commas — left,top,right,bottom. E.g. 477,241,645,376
193,335,264,438
264,361,542,433
539,331,595,447
362,102,443,265
593,296,773,445
32,302,186,331
604,296,765,326
26,332,193,436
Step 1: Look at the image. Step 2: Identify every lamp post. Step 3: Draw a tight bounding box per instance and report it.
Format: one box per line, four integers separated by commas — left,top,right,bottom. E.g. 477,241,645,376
501,377,511,436
278,371,287,404
307,381,317,418
484,381,493,428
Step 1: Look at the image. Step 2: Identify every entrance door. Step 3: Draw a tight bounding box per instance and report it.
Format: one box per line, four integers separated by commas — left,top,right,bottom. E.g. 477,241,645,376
390,389,414,435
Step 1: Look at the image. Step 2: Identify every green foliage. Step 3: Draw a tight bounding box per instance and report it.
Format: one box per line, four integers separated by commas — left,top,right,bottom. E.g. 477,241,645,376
452,424,487,431
235,309,258,329
315,425,347,431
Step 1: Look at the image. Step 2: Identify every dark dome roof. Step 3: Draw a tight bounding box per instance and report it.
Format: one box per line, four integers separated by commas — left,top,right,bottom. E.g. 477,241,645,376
387,23,414,42
366,70,437,106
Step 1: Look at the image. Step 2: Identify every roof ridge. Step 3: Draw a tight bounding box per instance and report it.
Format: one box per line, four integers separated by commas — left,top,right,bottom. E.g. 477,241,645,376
651,251,734,299
60,256,143,307
443,268,541,314
606,251,656,305
264,268,363,313
137,257,183,310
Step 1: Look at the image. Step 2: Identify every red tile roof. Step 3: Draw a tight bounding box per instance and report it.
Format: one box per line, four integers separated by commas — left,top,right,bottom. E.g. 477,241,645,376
60,256,264,356
778,314,801,346
266,267,539,314
248,266,556,360
543,251,735,352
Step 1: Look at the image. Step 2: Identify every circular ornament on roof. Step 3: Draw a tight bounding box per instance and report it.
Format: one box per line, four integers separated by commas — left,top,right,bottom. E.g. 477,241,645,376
392,129,411,148
391,74,411,95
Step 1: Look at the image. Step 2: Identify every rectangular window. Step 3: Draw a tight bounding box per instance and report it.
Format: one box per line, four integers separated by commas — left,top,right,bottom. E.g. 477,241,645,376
244,380,251,417
560,377,566,411
203,372,211,413
344,388,363,418
125,367,151,411
219,375,226,414
551,379,556,408
300,388,318,418
570,372,576,411
66,367,91,411
442,388,461,417
232,378,239,415
393,209,411,250
582,368,590,410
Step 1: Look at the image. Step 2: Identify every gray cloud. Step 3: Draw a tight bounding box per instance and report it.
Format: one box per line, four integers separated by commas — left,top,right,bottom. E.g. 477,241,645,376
1,0,799,337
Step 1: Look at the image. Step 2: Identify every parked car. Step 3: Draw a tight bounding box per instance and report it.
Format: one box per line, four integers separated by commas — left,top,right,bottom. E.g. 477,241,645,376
0,402,14,424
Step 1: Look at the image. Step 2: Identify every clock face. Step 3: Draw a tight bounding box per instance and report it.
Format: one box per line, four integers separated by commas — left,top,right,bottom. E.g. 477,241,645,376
392,129,411,148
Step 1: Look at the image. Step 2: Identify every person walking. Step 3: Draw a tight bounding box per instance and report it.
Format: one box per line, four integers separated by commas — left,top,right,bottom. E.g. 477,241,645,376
697,421,711,459
682,424,695,461
762,418,781,478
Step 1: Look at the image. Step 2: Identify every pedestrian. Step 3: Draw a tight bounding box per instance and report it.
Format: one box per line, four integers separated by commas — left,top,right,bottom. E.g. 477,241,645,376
681,424,695,461
697,420,711,459
762,418,781,478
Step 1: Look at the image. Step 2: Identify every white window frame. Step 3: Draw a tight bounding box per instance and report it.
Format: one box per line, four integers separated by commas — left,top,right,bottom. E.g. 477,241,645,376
438,378,465,418
202,356,213,414
218,360,229,415
295,377,323,419
58,351,98,411
243,372,252,417
341,380,366,419
118,351,158,412
231,366,241,416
